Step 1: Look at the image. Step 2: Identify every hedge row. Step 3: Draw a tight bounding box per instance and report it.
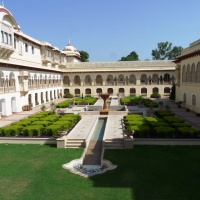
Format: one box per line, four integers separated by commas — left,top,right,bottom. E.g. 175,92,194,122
124,114,199,138
0,113,81,137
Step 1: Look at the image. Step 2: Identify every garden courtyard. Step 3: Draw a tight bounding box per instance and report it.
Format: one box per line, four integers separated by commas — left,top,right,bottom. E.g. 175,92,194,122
0,144,200,200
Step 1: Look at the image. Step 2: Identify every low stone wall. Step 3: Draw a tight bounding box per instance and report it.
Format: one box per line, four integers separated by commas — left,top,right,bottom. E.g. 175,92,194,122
86,105,102,111
0,137,56,145
134,138,200,145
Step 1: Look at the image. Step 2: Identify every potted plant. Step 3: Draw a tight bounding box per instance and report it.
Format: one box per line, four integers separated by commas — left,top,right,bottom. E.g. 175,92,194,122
176,101,183,108
123,126,133,138
41,100,44,103
165,104,170,110
41,105,46,111
57,125,67,137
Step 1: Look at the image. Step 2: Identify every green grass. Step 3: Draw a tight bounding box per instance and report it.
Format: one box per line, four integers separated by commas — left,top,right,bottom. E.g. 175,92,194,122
0,145,200,200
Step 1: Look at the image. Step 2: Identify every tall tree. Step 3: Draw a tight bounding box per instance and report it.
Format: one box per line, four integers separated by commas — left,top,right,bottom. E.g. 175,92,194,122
78,50,89,62
151,42,182,60
119,51,139,61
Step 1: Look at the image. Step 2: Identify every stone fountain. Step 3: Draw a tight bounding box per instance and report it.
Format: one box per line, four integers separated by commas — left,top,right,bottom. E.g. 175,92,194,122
99,93,110,115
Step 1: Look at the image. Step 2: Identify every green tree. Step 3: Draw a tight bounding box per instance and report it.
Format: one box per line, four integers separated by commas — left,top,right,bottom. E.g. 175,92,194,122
78,50,89,62
119,51,139,61
152,42,182,60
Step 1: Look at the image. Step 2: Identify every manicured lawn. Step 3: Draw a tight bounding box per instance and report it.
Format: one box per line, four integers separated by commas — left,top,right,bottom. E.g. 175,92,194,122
0,145,200,200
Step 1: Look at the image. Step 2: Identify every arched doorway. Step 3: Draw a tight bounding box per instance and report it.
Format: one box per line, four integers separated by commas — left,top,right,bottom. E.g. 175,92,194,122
164,87,170,93
28,94,32,105
11,97,17,113
85,88,91,95
96,88,102,93
130,88,136,95
64,89,70,94
119,88,124,93
152,87,159,93
75,88,80,95
107,88,113,94
141,87,147,94
96,75,103,85
0,99,6,116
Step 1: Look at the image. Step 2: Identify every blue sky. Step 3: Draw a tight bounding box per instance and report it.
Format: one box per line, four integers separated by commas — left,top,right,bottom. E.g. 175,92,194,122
4,0,200,61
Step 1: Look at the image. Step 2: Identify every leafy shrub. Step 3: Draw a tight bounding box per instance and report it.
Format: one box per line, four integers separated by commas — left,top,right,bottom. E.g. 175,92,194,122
22,125,44,137
20,118,39,123
45,125,61,137
42,115,60,122
130,125,149,138
150,92,161,98
144,117,163,123
58,117,77,123
53,121,72,130
1,126,24,136
171,123,191,128
149,122,169,127
154,126,175,138
163,116,184,124
64,93,74,98
56,100,73,108
32,121,52,127
11,121,32,127
154,110,175,118
177,127,199,138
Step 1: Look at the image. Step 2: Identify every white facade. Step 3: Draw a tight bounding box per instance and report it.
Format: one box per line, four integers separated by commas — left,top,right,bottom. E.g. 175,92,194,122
0,5,176,117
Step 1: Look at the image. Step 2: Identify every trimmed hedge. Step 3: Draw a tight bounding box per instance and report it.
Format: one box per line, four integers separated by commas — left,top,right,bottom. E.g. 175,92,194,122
150,92,161,98
45,125,61,137
149,122,169,127
171,123,191,128
177,127,199,138
52,121,72,130
1,126,24,136
32,121,52,127
130,125,149,138
20,118,39,123
154,126,175,138
22,125,44,137
11,121,32,127
155,110,175,118
42,116,60,122
163,116,184,124
56,100,73,108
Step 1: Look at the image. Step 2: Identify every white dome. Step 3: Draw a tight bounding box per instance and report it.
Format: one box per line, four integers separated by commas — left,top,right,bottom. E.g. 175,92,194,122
63,41,80,57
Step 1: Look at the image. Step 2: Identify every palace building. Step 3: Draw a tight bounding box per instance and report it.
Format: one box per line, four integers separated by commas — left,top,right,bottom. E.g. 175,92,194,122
0,4,176,117
174,39,200,114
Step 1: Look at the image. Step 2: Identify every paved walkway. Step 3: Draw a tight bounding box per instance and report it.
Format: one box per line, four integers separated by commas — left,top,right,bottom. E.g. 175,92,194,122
0,98,67,128
104,115,124,140
152,97,200,130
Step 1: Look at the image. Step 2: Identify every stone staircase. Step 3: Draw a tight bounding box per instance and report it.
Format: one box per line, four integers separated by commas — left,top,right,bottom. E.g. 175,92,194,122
65,139,85,148
104,138,124,149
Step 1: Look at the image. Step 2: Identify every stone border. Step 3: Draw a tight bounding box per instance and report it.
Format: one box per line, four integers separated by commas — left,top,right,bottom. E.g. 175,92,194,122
62,159,117,178
0,137,56,145
134,138,200,145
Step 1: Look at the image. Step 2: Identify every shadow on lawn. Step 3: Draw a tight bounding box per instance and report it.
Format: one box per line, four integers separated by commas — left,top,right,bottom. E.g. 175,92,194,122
89,146,200,200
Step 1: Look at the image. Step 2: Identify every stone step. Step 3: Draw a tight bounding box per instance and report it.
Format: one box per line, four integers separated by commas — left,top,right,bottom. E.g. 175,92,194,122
65,143,85,148
66,140,85,143
105,143,124,147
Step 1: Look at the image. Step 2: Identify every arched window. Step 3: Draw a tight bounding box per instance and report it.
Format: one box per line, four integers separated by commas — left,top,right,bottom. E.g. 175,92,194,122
164,74,170,82
182,65,186,82
186,64,191,82
96,88,102,93
191,63,196,83
197,62,200,83
192,94,196,106
183,93,186,103
85,88,91,94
